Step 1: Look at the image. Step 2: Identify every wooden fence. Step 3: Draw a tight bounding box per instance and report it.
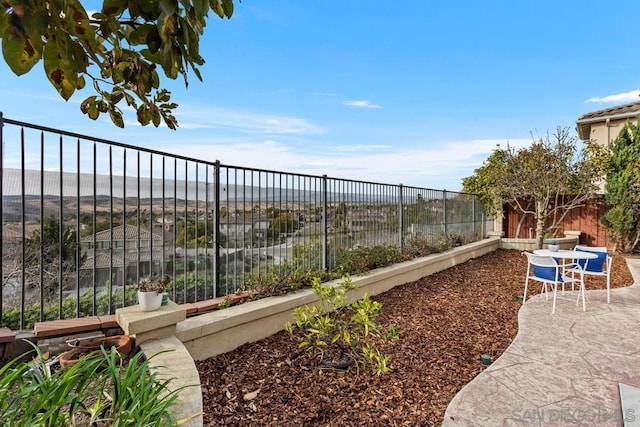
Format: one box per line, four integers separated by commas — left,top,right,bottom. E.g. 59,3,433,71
502,198,610,247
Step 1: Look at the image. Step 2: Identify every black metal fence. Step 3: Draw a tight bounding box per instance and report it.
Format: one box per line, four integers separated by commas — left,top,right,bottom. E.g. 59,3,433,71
0,113,489,329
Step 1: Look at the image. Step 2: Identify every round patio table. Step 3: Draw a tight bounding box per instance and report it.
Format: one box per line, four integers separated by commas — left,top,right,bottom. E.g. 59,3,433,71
532,249,599,303
532,249,598,261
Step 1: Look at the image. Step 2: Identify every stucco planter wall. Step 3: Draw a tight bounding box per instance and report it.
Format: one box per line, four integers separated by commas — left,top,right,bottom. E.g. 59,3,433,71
177,237,500,361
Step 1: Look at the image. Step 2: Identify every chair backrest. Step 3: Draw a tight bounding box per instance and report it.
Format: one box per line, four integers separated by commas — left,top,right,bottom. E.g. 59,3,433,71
525,252,560,281
574,245,608,272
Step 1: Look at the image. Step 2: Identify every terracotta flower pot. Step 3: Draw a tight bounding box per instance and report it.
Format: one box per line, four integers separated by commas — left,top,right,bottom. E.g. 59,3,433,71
59,335,133,369
138,290,163,311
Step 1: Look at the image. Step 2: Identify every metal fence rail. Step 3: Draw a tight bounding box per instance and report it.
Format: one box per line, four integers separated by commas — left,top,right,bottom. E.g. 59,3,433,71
0,113,489,329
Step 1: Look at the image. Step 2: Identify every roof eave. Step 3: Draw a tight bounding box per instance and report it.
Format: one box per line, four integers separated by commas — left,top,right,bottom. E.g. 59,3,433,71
576,110,640,140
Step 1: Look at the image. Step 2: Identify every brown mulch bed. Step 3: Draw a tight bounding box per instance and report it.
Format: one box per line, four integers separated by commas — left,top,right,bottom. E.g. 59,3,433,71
196,249,634,426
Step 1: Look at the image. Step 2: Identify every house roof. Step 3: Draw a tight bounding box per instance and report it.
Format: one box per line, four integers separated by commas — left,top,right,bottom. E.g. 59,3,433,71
576,101,640,140
80,248,167,269
82,224,162,242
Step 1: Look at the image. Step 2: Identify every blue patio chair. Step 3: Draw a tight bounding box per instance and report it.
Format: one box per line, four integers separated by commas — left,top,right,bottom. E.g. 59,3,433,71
523,252,585,314
568,245,612,304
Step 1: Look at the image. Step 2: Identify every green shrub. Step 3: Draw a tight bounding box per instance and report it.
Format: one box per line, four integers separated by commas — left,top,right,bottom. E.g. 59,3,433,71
335,245,403,275
1,287,137,330
166,272,215,303
285,276,398,375
246,264,338,298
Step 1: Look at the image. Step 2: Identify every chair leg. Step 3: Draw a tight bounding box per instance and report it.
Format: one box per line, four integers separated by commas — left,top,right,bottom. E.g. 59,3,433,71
575,280,586,311
552,283,557,314
523,277,529,303
607,273,611,304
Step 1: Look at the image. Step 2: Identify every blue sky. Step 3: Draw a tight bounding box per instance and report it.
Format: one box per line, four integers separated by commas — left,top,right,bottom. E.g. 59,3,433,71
2,1,640,191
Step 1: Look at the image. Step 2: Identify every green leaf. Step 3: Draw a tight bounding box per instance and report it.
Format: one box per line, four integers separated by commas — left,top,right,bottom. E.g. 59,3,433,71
159,0,178,16
66,0,93,39
192,0,209,20
102,0,128,17
129,24,156,45
211,0,225,18
43,36,78,100
20,9,48,45
80,95,96,113
76,75,86,89
222,0,234,17
108,108,124,128
2,33,42,75
158,13,177,42
88,101,100,120
0,7,7,35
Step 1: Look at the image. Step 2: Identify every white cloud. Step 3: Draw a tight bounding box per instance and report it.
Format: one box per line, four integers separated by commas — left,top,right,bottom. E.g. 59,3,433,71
159,136,530,191
330,144,392,152
172,103,327,135
342,100,382,109
585,90,640,104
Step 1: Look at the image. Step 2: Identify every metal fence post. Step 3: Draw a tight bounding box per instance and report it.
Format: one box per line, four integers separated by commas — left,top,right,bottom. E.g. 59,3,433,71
398,184,404,251
213,160,221,297
321,174,328,271
472,194,476,237
443,190,448,236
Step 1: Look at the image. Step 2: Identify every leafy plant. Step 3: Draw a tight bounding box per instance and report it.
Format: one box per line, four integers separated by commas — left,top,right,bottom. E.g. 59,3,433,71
246,264,338,298
404,234,446,257
335,245,404,275
218,296,232,309
138,275,170,294
95,348,182,426
0,342,185,426
285,276,398,375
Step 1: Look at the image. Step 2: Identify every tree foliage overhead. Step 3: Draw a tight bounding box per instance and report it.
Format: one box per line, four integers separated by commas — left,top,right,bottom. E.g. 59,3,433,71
0,0,236,129
601,121,640,253
463,126,607,248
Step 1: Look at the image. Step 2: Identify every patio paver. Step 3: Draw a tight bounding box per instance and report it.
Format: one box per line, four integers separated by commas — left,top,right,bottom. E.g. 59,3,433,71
443,258,640,426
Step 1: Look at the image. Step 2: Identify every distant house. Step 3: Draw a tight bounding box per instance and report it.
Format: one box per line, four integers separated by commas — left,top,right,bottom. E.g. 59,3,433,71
80,225,168,287
576,101,640,145
82,224,164,251
219,219,253,240
253,221,271,240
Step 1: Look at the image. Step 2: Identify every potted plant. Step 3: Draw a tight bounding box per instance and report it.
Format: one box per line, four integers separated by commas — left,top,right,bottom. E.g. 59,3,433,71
137,275,169,311
548,239,560,252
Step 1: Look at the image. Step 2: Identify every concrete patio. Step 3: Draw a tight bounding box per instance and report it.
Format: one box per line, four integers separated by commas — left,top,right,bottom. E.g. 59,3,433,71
444,257,640,426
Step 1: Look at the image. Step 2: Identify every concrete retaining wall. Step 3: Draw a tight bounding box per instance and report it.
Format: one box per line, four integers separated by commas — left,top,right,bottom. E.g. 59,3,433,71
177,237,501,361
500,236,579,251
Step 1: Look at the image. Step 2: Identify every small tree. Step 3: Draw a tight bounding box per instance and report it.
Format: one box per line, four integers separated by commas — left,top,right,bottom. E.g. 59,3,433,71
285,276,398,375
463,127,606,248
601,121,640,253
271,213,298,236
22,216,85,300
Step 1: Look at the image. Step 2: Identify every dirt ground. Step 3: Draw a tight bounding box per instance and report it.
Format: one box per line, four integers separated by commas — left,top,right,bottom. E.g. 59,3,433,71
196,249,634,426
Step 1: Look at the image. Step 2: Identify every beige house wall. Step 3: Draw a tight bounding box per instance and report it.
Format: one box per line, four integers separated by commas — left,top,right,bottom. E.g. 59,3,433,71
587,117,637,146
576,104,640,194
